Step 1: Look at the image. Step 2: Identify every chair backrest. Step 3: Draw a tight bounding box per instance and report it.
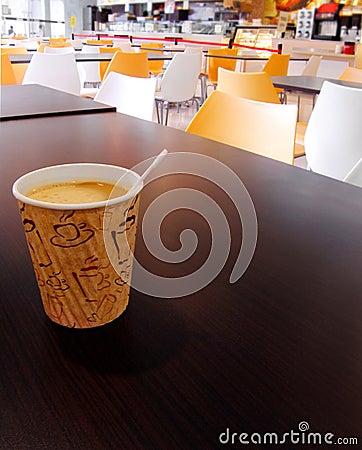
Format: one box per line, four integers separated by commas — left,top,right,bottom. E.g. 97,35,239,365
78,45,100,85
207,47,239,84
38,42,73,53
184,46,203,70
94,72,157,121
338,66,362,82
86,39,113,46
141,42,164,51
113,41,133,52
304,81,362,180
141,42,164,75
49,37,67,45
43,45,75,54
355,43,362,69
1,53,17,85
217,69,281,104
103,51,150,80
169,44,186,55
1,46,28,54
263,53,290,77
1,46,28,83
22,52,81,96
99,46,121,81
343,157,362,188
159,52,201,102
301,55,322,76
70,39,83,50
186,90,297,164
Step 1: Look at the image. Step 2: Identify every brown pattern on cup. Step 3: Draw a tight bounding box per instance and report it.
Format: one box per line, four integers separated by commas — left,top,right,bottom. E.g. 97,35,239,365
18,195,139,329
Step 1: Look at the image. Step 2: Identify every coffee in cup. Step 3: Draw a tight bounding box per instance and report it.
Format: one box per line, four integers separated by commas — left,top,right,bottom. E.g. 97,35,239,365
27,180,128,204
13,163,142,329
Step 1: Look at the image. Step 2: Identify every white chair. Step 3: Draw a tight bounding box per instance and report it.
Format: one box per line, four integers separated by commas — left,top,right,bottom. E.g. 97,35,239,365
155,52,202,125
113,40,134,52
184,46,205,102
301,55,322,76
343,157,362,188
184,46,203,61
94,72,157,121
78,44,101,88
22,52,81,96
304,81,362,181
70,39,83,50
43,46,75,54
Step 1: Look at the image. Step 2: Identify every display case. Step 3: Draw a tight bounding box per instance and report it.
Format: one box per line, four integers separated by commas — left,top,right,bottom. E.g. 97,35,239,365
232,25,295,50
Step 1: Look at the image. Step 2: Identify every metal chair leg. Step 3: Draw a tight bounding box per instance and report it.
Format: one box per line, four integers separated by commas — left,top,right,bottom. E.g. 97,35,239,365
155,100,160,124
164,102,169,126
155,100,164,125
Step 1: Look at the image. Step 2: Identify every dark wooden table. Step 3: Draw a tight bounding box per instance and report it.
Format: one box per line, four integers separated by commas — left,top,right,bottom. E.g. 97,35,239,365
205,54,307,61
1,112,361,449
271,75,362,95
0,84,115,121
9,52,173,64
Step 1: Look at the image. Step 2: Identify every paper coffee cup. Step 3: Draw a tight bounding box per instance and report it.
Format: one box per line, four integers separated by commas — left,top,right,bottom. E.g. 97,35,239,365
13,163,142,329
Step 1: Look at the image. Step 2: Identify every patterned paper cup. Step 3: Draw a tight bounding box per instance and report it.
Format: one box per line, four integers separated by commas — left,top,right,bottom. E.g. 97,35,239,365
12,163,142,329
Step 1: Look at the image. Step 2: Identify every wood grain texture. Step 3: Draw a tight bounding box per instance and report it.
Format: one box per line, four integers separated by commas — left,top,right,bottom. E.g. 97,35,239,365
1,113,361,449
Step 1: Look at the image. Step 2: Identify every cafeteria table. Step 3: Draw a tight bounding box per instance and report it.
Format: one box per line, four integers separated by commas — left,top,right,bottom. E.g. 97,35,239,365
1,112,361,449
8,52,173,64
271,75,362,96
0,84,116,121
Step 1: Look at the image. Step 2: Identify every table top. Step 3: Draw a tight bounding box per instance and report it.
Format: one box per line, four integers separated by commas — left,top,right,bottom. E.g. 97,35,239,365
292,49,355,60
8,52,173,64
1,112,362,448
271,75,362,94
205,53,308,61
0,84,115,121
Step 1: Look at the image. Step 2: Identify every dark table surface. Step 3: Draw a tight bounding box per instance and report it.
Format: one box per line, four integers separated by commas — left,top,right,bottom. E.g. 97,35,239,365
205,54,308,61
8,52,173,64
0,84,115,121
271,75,362,94
1,112,361,449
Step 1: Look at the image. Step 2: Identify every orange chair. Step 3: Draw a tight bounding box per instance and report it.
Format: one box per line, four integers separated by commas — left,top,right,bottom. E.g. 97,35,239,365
103,51,150,80
216,68,305,159
202,47,238,97
140,42,165,76
10,35,25,41
0,47,28,83
262,53,290,76
338,66,362,82
49,37,67,45
86,39,113,46
99,47,121,81
186,90,297,165
263,53,290,101
1,53,17,85
217,69,281,104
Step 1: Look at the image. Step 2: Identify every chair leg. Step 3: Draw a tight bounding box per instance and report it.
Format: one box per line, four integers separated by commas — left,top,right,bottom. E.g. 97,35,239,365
160,102,164,125
155,100,164,125
279,90,287,104
164,102,170,126
155,100,160,124
199,74,207,103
